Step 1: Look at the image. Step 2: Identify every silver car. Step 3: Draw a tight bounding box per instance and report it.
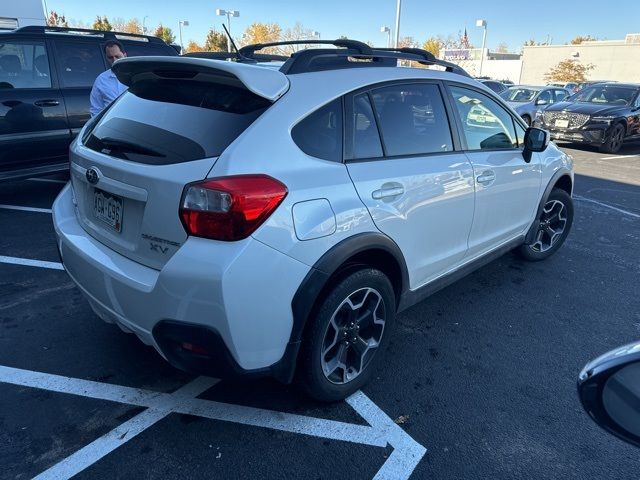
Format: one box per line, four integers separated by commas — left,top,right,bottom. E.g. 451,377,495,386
500,86,570,126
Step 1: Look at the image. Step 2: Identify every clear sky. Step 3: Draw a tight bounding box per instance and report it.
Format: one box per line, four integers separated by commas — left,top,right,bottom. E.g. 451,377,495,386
45,0,640,51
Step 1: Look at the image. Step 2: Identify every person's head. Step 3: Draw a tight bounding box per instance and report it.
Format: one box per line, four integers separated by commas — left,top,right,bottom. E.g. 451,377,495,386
104,41,126,67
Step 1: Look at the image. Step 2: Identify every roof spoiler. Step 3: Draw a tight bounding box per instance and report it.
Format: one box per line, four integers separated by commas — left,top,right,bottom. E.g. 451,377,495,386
111,56,290,101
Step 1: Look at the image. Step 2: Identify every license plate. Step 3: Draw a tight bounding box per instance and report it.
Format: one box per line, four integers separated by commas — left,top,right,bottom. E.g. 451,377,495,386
94,188,123,232
555,119,569,128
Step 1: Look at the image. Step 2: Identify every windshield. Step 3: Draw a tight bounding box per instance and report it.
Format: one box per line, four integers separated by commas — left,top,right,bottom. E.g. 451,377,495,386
500,87,539,103
569,85,637,106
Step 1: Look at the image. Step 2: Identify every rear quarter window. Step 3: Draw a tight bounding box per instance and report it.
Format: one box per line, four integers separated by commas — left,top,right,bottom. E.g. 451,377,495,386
291,98,343,162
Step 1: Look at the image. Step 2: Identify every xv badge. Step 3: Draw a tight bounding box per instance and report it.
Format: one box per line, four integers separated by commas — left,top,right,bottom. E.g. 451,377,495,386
150,243,169,254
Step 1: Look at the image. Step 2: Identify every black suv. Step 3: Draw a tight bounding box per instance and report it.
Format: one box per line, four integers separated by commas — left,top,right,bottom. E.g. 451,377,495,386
538,83,640,153
0,26,178,181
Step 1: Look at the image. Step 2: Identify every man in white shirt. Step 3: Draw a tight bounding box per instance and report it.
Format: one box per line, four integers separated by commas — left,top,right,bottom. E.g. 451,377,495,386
89,40,128,117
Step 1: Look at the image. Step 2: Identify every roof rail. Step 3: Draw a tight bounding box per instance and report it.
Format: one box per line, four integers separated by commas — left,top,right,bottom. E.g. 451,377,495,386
13,25,166,44
238,39,373,57
375,47,470,76
238,39,470,77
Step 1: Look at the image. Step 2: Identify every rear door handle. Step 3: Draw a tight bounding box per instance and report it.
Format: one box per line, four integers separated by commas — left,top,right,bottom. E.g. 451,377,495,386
34,99,60,107
476,170,496,185
372,186,405,200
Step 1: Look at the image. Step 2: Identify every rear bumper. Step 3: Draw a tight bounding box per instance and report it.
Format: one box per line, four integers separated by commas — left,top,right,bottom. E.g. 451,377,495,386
52,183,310,379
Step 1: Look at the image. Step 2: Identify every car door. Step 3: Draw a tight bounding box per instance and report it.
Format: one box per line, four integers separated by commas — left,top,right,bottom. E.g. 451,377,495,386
0,36,70,174
51,38,106,138
446,84,542,258
345,82,476,288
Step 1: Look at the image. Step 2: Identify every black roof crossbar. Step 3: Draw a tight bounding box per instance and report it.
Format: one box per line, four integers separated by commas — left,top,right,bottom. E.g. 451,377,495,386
238,39,373,58
12,25,166,44
237,38,470,77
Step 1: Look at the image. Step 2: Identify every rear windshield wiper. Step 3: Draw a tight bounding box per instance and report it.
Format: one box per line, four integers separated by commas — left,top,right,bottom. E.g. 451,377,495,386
93,136,166,158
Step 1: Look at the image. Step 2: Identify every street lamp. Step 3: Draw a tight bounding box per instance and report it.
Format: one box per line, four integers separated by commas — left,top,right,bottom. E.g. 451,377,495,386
142,15,149,34
216,8,239,52
394,0,402,48
178,20,189,51
380,26,391,48
476,19,487,76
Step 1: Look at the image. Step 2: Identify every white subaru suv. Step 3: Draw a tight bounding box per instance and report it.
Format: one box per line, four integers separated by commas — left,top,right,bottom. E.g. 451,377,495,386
52,40,574,401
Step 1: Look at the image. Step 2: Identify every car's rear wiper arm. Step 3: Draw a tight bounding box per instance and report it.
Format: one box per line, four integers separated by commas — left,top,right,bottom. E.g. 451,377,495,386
97,137,166,158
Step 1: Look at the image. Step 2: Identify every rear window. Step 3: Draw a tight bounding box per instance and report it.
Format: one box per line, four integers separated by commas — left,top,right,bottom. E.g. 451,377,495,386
84,78,271,164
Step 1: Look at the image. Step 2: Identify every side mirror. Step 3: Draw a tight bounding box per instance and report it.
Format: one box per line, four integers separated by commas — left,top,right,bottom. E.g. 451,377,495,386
578,342,640,448
522,127,549,162
535,99,548,106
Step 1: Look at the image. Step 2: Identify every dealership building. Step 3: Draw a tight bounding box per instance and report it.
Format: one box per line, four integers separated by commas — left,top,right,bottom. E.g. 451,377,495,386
520,34,640,84
440,34,640,85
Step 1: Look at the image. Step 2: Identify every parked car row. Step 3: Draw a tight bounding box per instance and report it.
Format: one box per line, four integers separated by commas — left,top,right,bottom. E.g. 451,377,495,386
476,76,640,153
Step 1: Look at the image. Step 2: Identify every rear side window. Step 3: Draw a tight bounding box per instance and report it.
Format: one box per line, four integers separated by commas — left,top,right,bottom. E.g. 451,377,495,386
84,78,271,164
370,83,453,157
54,41,105,88
0,41,51,89
292,98,343,162
345,92,383,160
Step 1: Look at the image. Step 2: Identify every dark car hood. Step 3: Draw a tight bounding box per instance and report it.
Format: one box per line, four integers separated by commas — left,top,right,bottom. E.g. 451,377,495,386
545,101,626,116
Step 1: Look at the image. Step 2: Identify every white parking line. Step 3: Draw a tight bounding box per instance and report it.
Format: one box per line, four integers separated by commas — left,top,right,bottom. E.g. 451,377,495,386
0,365,426,480
599,155,640,160
28,178,68,185
574,195,640,219
0,256,63,270
0,204,52,214
34,377,219,480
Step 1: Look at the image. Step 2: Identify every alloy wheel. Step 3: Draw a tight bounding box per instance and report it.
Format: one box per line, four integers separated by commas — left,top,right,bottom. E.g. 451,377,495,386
320,287,386,385
531,199,568,253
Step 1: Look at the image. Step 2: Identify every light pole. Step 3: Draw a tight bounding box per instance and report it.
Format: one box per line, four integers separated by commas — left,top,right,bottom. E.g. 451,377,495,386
380,26,391,48
216,8,239,52
142,15,149,34
178,20,189,51
394,0,401,48
476,19,487,77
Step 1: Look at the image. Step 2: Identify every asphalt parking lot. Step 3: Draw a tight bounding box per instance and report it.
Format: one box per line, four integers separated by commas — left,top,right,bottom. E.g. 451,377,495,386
1,143,639,480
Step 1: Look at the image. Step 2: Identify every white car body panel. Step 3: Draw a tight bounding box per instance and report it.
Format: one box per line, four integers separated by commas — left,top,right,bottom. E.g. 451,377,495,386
54,183,309,369
346,154,475,288
464,149,542,257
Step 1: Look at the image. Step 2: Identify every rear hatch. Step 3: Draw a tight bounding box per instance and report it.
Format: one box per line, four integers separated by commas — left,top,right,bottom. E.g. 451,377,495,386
70,57,289,270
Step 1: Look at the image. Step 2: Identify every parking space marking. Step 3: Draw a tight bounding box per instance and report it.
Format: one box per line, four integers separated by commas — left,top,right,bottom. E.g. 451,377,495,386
574,195,640,219
0,255,63,270
28,178,68,185
0,204,52,214
600,155,640,160
0,364,426,480
34,377,219,480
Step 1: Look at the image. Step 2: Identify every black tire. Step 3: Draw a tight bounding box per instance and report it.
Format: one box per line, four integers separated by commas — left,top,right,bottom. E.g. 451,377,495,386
297,268,395,402
521,114,531,127
599,123,625,154
517,188,574,262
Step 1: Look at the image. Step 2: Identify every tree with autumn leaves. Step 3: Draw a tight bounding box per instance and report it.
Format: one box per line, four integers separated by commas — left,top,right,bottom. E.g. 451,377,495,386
544,59,594,83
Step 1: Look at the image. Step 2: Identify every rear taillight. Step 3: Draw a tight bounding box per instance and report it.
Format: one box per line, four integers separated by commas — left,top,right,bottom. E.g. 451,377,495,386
179,175,288,241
